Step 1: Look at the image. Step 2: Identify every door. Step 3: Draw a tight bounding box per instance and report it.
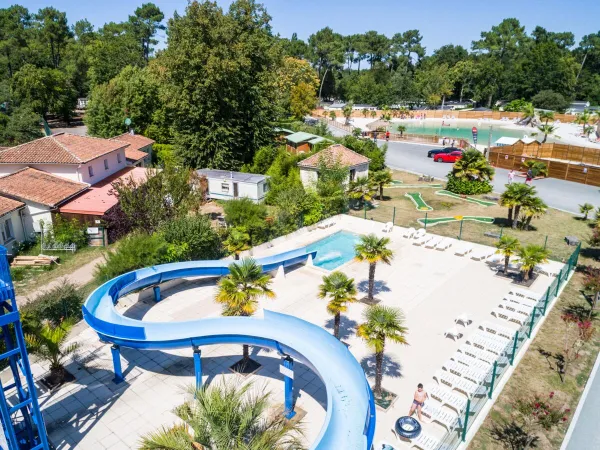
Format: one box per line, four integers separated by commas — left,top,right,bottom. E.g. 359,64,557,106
349,169,356,182
233,182,239,198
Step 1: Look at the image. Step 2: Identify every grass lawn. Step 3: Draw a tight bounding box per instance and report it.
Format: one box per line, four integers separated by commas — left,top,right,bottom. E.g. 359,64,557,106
10,243,107,297
348,170,592,261
468,269,600,449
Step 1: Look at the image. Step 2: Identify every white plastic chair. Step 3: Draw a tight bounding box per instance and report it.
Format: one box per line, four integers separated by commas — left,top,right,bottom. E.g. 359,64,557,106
382,222,393,233
455,313,471,326
413,228,426,239
404,227,416,238
454,243,473,256
444,327,462,340
437,238,453,251
425,236,442,249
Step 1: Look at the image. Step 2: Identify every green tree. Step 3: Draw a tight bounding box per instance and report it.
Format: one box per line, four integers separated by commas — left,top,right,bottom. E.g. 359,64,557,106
223,227,251,260
523,160,549,177
342,101,354,124
0,6,32,78
520,195,547,230
347,176,376,207
354,234,394,303
576,110,592,135
451,149,495,181
517,244,550,281
535,124,557,143
160,0,279,169
34,7,72,69
537,110,555,124
215,259,275,363
532,91,569,112
140,380,305,450
159,214,223,261
357,305,408,398
500,183,536,229
318,271,357,339
290,81,317,120
580,203,594,220
369,169,393,200
0,107,42,145
495,236,521,274
25,319,79,384
415,61,453,106
128,3,165,63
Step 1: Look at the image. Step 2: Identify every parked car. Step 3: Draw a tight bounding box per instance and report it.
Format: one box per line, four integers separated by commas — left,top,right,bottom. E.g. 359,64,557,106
434,150,463,163
427,147,460,158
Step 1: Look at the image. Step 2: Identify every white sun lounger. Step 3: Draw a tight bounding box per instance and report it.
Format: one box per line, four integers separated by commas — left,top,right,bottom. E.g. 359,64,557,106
410,432,441,450
413,235,433,246
499,299,533,315
382,222,393,233
403,227,416,238
458,343,498,365
444,327,463,340
427,383,468,413
425,236,443,249
318,220,334,229
436,238,453,251
480,321,516,341
455,313,471,326
491,307,527,326
471,248,496,261
443,360,489,384
421,401,461,430
509,288,542,301
467,332,510,354
454,243,473,256
413,228,426,239
534,263,559,277
451,352,491,372
434,370,478,396
504,294,538,309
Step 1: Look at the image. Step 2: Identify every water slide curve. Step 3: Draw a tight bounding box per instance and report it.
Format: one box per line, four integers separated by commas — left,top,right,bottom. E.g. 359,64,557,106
83,247,376,449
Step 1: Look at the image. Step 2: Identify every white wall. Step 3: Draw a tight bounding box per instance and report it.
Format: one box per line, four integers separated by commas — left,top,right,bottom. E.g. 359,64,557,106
300,163,370,189
207,178,267,202
0,149,127,185
0,208,27,254
21,202,52,233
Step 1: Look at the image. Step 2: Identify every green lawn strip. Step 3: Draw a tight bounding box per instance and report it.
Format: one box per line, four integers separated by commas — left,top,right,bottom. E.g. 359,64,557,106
435,189,497,207
417,215,495,226
404,192,433,211
386,183,444,189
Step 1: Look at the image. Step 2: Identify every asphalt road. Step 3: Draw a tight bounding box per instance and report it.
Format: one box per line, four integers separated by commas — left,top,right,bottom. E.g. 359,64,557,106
383,141,600,214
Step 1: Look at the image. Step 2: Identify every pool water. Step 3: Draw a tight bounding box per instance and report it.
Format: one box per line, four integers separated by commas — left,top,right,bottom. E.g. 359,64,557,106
391,120,535,145
307,231,361,270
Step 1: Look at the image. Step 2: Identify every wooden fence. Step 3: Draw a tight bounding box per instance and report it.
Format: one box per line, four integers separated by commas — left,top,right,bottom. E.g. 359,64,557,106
488,142,600,186
314,108,586,124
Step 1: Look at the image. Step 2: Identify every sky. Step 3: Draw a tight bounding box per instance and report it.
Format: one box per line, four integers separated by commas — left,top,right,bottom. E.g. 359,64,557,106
13,0,600,54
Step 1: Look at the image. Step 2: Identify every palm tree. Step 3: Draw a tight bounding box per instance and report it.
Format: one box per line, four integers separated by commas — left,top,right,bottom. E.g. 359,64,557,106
500,183,536,229
522,103,536,127
517,245,550,281
397,125,407,137
523,160,548,178
538,110,555,125
536,124,557,143
370,110,377,119
520,196,547,230
495,236,521,274
580,203,594,220
362,108,369,118
215,259,275,364
25,319,79,384
452,149,495,181
354,234,394,303
357,305,408,398
347,176,376,207
342,102,354,125
140,380,304,450
369,169,393,200
576,110,592,135
318,271,357,339
223,227,251,260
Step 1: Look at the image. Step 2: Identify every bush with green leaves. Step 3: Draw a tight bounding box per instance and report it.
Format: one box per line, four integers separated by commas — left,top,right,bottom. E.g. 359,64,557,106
223,198,268,228
42,216,88,248
94,233,169,283
153,143,179,168
446,174,493,195
159,214,223,261
21,281,85,325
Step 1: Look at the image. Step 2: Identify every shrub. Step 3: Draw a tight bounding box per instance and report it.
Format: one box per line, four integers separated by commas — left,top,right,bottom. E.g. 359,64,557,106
153,143,179,168
43,216,88,248
21,281,85,325
94,233,169,283
159,214,223,261
532,90,570,113
103,203,133,243
223,198,268,228
446,174,493,195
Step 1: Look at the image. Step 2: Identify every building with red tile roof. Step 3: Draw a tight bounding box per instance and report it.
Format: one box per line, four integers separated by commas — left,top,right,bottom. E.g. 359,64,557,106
298,144,371,188
111,133,154,167
0,196,26,253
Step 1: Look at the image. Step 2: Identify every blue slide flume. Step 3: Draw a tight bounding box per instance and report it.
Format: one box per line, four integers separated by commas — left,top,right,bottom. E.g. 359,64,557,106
83,247,376,449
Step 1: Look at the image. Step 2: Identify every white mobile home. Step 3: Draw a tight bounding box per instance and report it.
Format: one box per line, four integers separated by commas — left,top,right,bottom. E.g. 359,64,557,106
197,169,269,203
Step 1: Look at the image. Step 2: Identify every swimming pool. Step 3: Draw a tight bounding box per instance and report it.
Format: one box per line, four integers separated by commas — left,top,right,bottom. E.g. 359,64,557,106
307,231,361,270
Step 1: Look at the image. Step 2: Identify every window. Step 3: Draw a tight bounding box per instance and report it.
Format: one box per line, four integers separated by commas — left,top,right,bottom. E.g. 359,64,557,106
221,183,229,193
117,152,122,164
263,183,269,193
1,219,14,243
104,159,109,170
88,166,94,177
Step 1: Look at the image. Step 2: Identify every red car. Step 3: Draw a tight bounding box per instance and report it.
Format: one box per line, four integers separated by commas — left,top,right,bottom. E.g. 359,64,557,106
434,150,463,163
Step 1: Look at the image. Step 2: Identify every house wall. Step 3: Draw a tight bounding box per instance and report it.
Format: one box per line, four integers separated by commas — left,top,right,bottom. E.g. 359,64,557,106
287,142,311,154
0,149,127,185
0,208,27,254
206,178,267,203
353,163,370,180
19,201,52,233
300,163,370,189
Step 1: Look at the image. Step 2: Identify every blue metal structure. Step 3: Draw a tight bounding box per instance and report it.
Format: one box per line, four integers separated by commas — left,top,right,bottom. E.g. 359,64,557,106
0,246,49,450
83,246,376,450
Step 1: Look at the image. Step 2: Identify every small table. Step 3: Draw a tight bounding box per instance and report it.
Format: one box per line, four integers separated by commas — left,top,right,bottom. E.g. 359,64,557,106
565,236,580,246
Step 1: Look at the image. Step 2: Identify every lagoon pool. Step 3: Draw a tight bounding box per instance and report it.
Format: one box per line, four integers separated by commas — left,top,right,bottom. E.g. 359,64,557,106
307,231,361,270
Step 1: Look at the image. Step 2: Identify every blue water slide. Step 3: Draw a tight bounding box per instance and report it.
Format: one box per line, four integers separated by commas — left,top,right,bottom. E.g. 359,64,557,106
83,247,376,449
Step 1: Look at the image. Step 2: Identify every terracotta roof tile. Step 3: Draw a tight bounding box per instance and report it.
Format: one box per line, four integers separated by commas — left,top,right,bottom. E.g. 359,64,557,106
0,168,89,207
124,147,149,162
111,133,155,152
0,196,24,217
297,144,370,169
0,133,126,165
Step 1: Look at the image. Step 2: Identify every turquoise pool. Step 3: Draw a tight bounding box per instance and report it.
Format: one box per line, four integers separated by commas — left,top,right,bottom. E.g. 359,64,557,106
307,231,361,270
